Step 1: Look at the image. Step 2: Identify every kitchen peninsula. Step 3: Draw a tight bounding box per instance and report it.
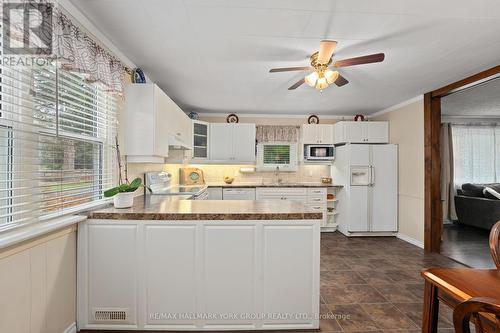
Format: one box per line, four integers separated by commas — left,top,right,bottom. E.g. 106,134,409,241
78,196,321,331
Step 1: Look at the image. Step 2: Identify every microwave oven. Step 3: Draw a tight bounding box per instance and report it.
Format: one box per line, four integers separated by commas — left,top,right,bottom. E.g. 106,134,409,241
305,144,335,161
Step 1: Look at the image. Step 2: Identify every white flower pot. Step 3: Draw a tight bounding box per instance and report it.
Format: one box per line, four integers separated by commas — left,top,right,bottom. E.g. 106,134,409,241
113,192,135,209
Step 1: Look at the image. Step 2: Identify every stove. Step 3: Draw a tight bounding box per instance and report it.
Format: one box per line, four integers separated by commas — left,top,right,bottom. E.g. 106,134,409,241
144,172,208,200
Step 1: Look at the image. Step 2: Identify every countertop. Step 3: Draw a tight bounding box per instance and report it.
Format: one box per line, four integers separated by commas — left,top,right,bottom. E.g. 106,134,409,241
206,182,343,188
88,195,323,221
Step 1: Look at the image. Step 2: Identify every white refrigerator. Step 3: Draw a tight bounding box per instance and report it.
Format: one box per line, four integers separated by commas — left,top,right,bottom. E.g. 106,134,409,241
332,144,398,235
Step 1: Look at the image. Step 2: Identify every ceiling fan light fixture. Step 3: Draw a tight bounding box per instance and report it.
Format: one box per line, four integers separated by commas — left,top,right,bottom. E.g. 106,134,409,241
305,71,319,87
315,77,329,90
324,69,339,84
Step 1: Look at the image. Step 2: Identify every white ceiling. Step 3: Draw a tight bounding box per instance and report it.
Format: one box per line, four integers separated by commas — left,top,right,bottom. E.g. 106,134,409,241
69,0,500,116
442,78,500,118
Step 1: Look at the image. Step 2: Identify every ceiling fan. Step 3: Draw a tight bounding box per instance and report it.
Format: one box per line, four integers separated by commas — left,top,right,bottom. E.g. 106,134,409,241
269,40,385,91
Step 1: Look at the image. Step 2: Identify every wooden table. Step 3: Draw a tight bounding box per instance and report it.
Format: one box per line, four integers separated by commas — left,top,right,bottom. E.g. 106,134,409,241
421,268,500,333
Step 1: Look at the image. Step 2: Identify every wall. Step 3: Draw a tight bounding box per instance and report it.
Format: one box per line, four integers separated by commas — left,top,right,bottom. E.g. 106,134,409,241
163,163,331,185
372,99,425,246
0,226,77,333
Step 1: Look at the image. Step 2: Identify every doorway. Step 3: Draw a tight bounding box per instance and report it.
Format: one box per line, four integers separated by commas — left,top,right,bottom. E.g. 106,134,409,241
424,65,500,268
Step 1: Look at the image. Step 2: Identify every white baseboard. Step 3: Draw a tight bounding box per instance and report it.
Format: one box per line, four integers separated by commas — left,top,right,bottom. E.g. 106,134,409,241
397,233,424,248
63,322,77,333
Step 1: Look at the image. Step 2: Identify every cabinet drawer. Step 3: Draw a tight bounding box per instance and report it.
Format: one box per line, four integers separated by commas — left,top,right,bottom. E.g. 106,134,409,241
308,205,326,211
308,196,326,204
308,188,327,196
257,187,308,196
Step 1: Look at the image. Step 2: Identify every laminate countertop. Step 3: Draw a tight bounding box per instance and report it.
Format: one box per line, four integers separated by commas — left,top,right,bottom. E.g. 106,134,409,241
88,195,323,221
206,182,343,188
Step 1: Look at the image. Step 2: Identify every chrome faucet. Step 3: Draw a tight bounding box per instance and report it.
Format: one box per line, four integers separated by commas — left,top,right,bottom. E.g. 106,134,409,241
274,166,283,185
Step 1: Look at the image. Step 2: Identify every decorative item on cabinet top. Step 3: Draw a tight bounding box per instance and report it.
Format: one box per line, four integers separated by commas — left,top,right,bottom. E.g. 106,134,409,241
354,114,365,121
308,115,320,124
132,68,146,83
188,111,199,120
226,113,239,123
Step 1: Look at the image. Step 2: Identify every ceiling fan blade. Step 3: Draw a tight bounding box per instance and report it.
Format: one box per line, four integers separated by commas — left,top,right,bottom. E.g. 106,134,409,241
334,74,349,87
269,66,311,73
288,78,305,90
317,40,337,64
334,53,385,68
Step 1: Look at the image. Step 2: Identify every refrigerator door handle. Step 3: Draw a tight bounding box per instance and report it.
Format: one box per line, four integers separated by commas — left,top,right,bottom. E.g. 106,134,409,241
370,166,375,186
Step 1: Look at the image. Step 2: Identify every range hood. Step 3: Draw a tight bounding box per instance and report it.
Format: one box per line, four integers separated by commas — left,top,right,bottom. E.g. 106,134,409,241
168,134,191,150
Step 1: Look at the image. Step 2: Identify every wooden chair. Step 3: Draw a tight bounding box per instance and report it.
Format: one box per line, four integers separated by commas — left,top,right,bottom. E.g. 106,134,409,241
490,221,500,269
453,297,500,333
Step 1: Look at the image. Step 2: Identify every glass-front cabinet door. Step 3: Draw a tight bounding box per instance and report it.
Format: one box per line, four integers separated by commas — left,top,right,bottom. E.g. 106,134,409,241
192,120,209,159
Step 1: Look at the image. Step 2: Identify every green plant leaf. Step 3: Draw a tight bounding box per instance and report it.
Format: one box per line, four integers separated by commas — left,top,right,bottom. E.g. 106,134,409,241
129,177,142,188
104,178,143,197
104,186,120,197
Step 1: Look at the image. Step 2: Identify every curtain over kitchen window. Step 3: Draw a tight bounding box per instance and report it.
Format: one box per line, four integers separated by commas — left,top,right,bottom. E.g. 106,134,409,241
451,124,500,185
0,2,128,231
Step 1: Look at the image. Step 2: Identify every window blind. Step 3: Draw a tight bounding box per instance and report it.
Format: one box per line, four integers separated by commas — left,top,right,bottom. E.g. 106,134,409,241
263,145,291,165
0,48,118,230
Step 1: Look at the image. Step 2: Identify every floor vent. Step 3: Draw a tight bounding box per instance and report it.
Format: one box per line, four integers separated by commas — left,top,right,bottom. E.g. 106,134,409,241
92,308,128,322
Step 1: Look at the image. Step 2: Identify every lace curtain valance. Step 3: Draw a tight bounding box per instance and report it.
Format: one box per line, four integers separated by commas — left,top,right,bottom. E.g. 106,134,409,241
256,125,300,143
53,12,129,94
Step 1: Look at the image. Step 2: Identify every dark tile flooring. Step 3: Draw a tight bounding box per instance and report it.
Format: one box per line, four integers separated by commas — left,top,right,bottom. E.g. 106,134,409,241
441,223,494,268
318,232,466,332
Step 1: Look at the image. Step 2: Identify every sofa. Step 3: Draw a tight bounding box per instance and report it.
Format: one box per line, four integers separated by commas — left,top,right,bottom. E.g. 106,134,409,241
454,183,500,230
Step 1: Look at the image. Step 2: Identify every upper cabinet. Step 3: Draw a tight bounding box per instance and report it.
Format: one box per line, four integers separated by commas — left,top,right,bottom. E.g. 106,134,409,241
301,124,335,144
123,83,192,163
209,123,256,163
192,120,210,160
334,121,389,144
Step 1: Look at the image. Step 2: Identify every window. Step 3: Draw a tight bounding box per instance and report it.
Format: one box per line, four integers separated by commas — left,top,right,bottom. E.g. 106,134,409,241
256,142,298,171
451,124,500,185
0,59,118,230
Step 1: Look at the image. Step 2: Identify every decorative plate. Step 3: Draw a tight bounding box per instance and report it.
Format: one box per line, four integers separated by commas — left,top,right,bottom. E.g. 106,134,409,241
132,68,146,83
227,113,239,123
308,115,319,124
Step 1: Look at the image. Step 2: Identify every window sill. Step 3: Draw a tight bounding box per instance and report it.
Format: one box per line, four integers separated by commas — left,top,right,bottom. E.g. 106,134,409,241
0,215,86,250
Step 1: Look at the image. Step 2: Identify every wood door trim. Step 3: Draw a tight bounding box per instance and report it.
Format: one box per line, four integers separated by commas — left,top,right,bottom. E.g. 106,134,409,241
424,64,500,253
431,65,500,98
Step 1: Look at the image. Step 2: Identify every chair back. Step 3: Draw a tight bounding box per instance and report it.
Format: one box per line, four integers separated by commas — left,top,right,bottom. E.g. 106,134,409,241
453,297,500,333
490,221,500,269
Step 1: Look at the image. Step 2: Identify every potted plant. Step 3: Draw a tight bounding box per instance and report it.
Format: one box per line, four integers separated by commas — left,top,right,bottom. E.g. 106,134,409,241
104,136,149,208
104,177,143,208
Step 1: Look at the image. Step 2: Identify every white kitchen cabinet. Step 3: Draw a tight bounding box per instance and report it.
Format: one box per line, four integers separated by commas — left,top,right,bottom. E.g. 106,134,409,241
222,188,256,200
192,120,209,160
124,83,192,163
207,187,223,200
168,102,192,147
256,187,327,225
123,84,169,163
144,225,197,328
79,219,320,331
83,223,139,327
209,123,256,162
334,121,388,144
301,124,334,144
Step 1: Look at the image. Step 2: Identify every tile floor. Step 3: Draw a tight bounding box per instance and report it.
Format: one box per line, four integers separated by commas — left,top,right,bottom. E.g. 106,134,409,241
318,232,466,333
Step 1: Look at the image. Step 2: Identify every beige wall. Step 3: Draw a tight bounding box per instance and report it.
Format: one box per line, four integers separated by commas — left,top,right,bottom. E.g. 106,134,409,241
0,227,77,333
372,99,425,245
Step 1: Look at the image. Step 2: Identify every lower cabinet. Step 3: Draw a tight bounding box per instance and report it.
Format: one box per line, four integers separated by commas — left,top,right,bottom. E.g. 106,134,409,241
256,187,327,225
78,219,320,331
